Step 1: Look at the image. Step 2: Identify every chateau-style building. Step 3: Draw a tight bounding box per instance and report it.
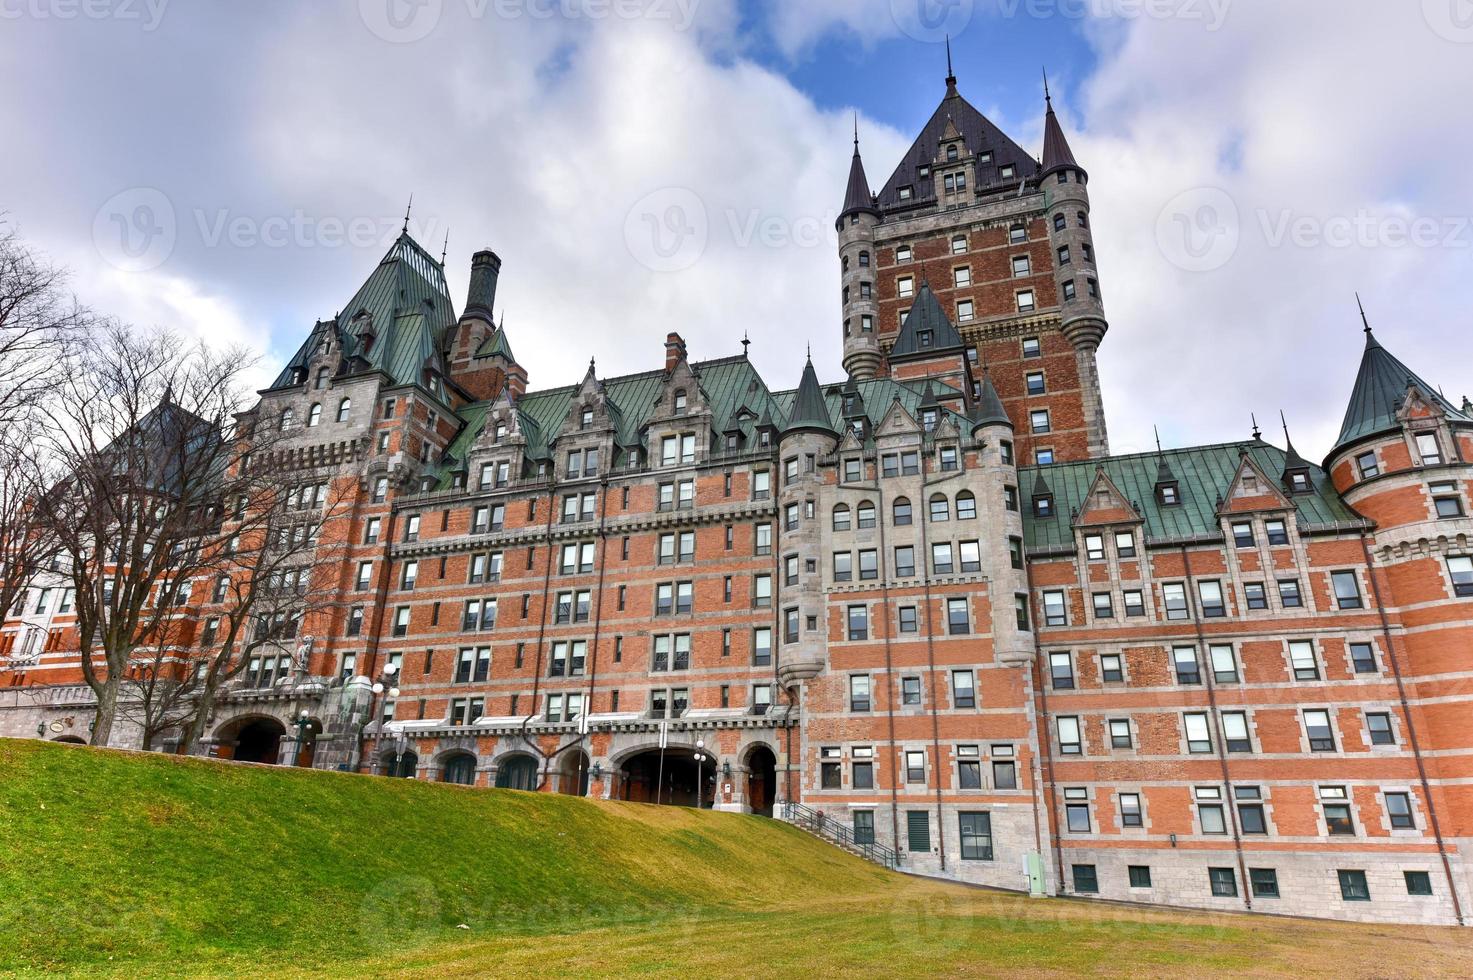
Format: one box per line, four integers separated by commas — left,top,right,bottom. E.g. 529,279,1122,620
3,66,1471,928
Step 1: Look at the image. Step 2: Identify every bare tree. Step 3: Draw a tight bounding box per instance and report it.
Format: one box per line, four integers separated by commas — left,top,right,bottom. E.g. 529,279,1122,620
0,222,85,429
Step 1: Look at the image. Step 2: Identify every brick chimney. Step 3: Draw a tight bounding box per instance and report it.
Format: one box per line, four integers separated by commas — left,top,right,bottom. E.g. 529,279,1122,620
665,332,687,373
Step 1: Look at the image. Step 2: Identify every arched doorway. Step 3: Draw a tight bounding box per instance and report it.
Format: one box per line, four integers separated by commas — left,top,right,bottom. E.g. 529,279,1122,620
559,750,590,796
381,749,418,778
495,754,538,790
51,736,86,745
440,752,477,785
233,719,286,765
619,748,715,808
745,745,777,816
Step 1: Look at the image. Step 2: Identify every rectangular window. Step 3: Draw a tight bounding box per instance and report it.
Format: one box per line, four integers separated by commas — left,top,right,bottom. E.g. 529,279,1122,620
1209,867,1238,898
1197,580,1226,618
1057,716,1082,755
1367,711,1395,745
847,605,869,641
1250,868,1279,898
1265,519,1289,545
1092,592,1113,619
832,551,853,583
1386,791,1415,829
1322,786,1355,835
901,676,922,706
1064,787,1091,832
1416,433,1442,465
1244,582,1267,610
1290,640,1320,681
931,543,953,575
1129,865,1152,889
894,546,915,578
1196,786,1226,834
1184,712,1212,753
1209,644,1238,683
1109,719,1132,750
1122,590,1145,618
958,812,993,860
1072,864,1098,894
952,670,976,709
1350,641,1377,673
1231,522,1255,548
1120,792,1143,827
1163,583,1189,620
1049,652,1074,690
1222,711,1252,753
1431,481,1465,518
1332,570,1364,609
849,675,871,712
1449,556,1473,597
1338,870,1370,902
1304,709,1336,751
947,598,970,634
1406,871,1433,896
1173,647,1201,685
1099,654,1123,683
1043,590,1067,627
1278,579,1303,607
905,750,926,784
898,606,918,633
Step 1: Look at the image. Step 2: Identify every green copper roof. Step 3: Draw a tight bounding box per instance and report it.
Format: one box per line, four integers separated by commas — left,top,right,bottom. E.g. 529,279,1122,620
1020,440,1364,551
474,327,516,361
271,232,456,390
784,358,837,434
970,368,1011,428
1334,329,1469,452
890,282,963,358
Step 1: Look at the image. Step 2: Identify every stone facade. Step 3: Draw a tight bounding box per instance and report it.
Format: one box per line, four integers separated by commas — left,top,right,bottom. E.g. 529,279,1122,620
2,70,1471,930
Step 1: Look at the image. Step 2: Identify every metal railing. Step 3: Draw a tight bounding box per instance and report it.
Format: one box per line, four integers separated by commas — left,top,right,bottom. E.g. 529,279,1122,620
781,801,901,870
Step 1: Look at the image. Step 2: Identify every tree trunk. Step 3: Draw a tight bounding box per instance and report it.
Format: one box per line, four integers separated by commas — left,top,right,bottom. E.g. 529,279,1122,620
89,678,119,746
181,674,221,755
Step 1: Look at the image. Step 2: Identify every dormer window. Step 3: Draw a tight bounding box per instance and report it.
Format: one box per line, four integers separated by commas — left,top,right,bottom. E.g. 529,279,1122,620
1286,470,1312,494
1157,482,1181,506
494,421,508,443
1034,494,1055,519
315,367,329,390
943,172,966,193
850,419,865,440
979,151,993,164
918,329,934,349
581,407,594,429
898,185,913,201
1416,433,1442,466
921,409,938,432
674,390,687,413
918,165,931,179
946,144,959,162
1000,164,1016,180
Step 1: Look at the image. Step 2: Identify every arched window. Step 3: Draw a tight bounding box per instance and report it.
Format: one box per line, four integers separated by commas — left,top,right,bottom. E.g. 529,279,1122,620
280,407,295,431
440,753,476,785
382,751,417,779
857,501,876,529
929,494,950,522
858,250,870,267
956,491,977,520
495,754,538,791
336,397,351,423
841,255,849,272
832,504,851,532
893,497,912,526
307,404,322,427
946,144,959,161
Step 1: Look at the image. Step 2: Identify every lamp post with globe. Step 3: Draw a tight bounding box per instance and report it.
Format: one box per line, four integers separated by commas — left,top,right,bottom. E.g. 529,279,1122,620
371,661,402,775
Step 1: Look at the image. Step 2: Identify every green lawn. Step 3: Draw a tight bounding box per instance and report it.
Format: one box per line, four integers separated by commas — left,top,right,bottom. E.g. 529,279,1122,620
1,739,1468,978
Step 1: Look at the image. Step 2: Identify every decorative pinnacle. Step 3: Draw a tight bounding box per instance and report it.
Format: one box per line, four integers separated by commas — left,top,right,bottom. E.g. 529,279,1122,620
1153,425,1163,455
1043,66,1051,107
945,35,956,90
440,228,449,266
1250,412,1262,440
1356,292,1371,334
401,193,413,234
853,112,859,152
741,331,751,358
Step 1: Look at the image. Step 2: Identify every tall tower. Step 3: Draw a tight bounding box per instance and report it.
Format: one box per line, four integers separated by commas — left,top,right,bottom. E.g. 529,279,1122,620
834,65,1110,462
838,124,882,381
1040,81,1110,458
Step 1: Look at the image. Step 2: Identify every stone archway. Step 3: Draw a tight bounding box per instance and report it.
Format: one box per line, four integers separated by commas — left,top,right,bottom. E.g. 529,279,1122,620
51,736,86,745
494,754,538,790
618,747,715,808
744,744,777,816
558,750,590,797
381,749,418,778
440,752,477,786
228,718,286,765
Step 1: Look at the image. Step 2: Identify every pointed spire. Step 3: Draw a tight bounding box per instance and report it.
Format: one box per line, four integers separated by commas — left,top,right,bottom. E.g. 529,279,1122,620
944,35,957,96
1357,292,1372,337
401,193,413,235
741,331,751,359
1250,412,1263,441
1333,318,1466,451
839,117,878,222
1041,80,1081,178
1280,410,1312,473
890,280,962,358
970,367,1012,430
1043,66,1051,107
1153,428,1177,485
440,228,449,266
1032,469,1053,500
784,354,836,436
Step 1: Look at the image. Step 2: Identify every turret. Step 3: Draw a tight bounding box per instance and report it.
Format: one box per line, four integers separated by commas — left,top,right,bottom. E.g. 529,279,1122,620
777,356,836,690
1040,78,1109,458
837,123,882,381
969,369,1032,663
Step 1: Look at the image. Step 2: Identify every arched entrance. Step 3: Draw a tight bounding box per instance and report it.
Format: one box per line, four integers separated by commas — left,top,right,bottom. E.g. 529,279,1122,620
495,754,538,790
559,750,590,796
440,752,477,785
745,745,777,816
619,747,715,808
381,749,418,778
51,736,86,745
233,718,286,765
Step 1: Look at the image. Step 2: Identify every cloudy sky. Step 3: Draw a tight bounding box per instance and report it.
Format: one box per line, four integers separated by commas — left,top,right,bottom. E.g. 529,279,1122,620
2,0,1470,460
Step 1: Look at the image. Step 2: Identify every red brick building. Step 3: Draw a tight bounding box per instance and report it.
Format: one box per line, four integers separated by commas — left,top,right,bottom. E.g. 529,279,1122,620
3,68,1470,927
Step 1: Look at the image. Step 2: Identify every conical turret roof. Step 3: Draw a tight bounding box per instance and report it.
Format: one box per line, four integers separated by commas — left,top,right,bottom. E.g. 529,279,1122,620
783,356,836,435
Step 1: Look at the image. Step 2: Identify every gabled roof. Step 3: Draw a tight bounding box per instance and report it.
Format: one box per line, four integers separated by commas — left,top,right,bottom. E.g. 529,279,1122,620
784,357,837,435
889,282,963,358
271,232,456,391
1021,441,1364,551
1333,327,1470,452
875,81,1036,211
474,326,516,362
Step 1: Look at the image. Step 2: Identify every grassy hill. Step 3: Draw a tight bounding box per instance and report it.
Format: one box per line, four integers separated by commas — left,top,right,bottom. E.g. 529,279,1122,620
2,739,1469,978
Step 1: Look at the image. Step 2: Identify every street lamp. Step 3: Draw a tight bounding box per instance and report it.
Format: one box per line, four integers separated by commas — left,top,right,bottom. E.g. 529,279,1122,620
694,738,706,810
292,709,313,768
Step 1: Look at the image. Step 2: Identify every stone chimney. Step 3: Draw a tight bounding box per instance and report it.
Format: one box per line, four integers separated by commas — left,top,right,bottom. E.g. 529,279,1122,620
464,249,501,325
664,332,687,373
